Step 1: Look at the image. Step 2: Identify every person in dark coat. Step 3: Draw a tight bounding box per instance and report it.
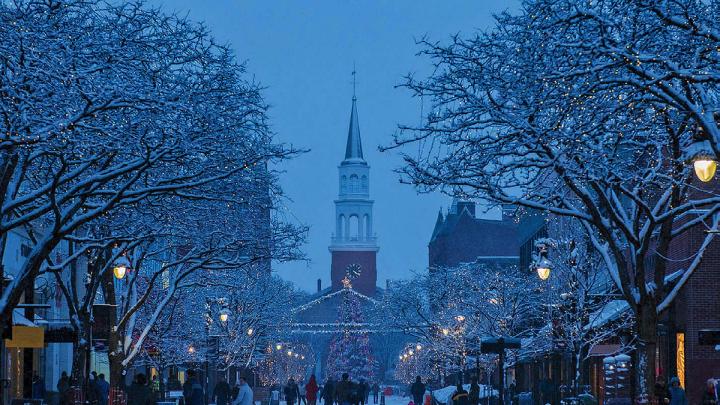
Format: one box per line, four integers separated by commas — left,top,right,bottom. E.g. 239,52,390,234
358,379,369,405
58,371,71,405
285,378,301,405
335,374,353,405
321,378,335,405
371,383,379,405
32,373,45,400
700,378,714,405
127,374,156,405
451,384,469,405
213,376,232,405
183,370,204,405
410,377,426,405
96,374,110,405
306,375,320,405
468,378,480,405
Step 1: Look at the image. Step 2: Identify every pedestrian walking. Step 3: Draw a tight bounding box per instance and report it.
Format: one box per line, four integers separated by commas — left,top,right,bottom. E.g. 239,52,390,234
96,374,110,405
360,380,369,405
89,372,99,405
306,375,319,405
127,374,156,405
321,378,335,405
58,371,71,405
410,377,426,405
32,373,45,400
468,378,479,405
299,380,307,405
451,384,468,405
701,378,715,405
285,378,301,405
233,376,253,405
335,374,353,405
183,370,205,405
213,376,232,405
371,383,379,405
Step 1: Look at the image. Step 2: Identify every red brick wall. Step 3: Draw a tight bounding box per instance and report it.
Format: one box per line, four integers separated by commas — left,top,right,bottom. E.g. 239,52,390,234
668,220,720,404
331,250,377,296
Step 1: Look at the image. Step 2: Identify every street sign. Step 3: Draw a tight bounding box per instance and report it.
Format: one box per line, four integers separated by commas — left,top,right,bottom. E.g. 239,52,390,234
480,337,521,353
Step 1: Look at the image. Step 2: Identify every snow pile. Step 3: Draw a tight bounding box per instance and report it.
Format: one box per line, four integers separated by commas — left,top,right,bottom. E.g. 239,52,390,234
432,385,497,404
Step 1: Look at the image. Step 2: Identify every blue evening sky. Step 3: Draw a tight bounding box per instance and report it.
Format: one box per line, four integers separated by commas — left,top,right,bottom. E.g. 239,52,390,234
151,1,518,292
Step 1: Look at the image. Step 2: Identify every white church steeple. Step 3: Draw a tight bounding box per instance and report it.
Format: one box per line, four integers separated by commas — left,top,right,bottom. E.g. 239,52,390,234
330,93,377,250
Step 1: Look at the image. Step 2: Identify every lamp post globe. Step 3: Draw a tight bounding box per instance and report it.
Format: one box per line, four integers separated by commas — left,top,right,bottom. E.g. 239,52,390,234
113,265,127,280
694,157,717,182
219,307,230,323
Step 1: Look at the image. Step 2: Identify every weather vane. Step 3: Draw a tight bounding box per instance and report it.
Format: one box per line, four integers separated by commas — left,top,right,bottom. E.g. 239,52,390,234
352,62,357,100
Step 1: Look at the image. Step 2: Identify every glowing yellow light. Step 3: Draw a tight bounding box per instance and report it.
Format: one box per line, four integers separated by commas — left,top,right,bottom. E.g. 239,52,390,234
416,344,422,350
113,265,127,280
442,328,450,336
188,346,195,354
537,266,551,281
287,350,292,356
408,350,414,355
676,333,685,388
276,344,282,350
247,328,254,336
694,158,717,182
455,315,465,322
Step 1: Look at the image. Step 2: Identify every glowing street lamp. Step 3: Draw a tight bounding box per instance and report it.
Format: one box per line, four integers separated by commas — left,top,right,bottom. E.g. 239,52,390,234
686,139,717,182
219,307,230,323
113,255,131,280
536,257,552,281
694,157,717,182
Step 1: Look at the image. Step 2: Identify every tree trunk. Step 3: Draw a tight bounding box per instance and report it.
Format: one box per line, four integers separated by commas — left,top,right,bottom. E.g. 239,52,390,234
108,328,125,388
71,312,91,390
101,265,124,388
634,301,658,404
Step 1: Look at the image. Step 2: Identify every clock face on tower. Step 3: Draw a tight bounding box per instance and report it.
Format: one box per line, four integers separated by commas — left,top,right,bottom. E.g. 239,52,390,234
346,263,362,280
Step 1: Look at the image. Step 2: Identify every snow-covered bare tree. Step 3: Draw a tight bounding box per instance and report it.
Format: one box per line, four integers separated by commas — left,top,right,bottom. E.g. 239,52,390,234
0,0,299,342
542,220,634,395
387,0,720,397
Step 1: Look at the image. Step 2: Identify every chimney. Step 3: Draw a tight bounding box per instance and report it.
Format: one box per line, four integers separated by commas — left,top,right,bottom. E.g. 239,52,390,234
317,278,322,293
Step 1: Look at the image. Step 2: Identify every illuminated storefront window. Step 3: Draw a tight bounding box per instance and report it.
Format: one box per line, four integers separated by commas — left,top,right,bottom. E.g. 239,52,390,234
676,333,685,388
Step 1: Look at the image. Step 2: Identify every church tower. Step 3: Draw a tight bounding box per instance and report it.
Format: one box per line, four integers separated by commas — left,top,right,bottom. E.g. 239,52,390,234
329,92,379,296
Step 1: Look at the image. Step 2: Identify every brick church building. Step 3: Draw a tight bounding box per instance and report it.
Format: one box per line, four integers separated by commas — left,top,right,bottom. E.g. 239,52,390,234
291,91,402,381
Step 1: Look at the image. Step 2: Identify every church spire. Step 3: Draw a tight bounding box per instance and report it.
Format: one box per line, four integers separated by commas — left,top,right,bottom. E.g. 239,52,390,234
344,68,364,161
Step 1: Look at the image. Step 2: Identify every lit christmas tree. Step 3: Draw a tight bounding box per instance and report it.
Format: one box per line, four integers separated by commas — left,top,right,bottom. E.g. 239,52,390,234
326,277,377,380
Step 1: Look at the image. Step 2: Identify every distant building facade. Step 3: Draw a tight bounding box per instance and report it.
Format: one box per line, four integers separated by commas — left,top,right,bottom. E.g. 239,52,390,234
429,201,520,271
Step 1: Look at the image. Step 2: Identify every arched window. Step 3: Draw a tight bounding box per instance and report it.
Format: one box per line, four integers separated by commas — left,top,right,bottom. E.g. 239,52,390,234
341,175,347,194
348,215,360,240
338,214,346,239
361,175,368,193
364,214,370,239
349,174,359,193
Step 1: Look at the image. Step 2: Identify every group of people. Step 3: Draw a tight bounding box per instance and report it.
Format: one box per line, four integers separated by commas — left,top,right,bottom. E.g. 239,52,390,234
284,374,381,405
656,375,720,405
56,371,110,405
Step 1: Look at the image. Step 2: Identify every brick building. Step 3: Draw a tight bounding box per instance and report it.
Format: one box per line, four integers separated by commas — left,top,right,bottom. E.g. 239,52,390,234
429,202,520,271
